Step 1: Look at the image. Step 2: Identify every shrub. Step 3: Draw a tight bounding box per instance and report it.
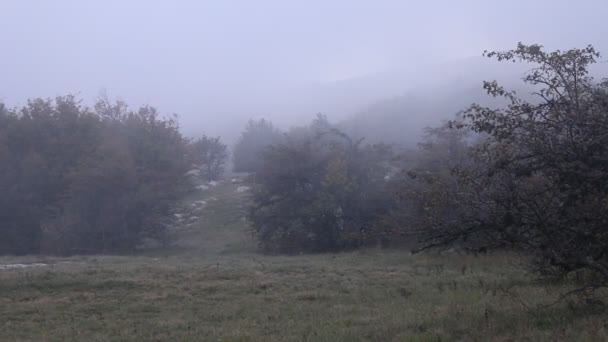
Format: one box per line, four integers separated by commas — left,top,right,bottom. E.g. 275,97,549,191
249,116,395,253
189,135,228,181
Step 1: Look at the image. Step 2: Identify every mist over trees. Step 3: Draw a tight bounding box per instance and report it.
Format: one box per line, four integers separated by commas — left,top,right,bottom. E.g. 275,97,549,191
189,136,228,181
6,1,608,337
410,44,608,289
249,115,397,253
232,119,284,173
239,43,608,293
3,41,608,295
0,96,227,255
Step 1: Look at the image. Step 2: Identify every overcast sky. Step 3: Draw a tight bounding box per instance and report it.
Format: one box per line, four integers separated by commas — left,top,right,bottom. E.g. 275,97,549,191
2,0,607,141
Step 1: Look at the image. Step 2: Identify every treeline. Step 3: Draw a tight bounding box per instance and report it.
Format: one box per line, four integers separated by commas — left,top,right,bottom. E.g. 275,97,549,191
232,105,474,253
240,43,608,291
0,96,226,255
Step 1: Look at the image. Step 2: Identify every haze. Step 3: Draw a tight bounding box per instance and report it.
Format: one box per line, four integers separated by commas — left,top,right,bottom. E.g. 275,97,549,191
2,0,607,141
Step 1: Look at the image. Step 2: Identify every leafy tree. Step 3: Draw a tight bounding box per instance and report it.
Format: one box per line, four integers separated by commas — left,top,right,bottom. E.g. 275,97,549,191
378,121,474,248
249,117,395,253
416,43,608,289
233,118,284,173
0,96,191,255
0,104,45,253
189,136,228,180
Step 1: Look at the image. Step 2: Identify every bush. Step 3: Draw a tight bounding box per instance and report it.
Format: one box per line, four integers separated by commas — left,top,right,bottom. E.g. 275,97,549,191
249,116,396,253
189,135,228,181
377,121,475,248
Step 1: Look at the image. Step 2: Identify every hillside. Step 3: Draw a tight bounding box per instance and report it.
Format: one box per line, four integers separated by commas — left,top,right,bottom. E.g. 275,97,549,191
339,84,488,146
338,58,608,147
338,58,527,146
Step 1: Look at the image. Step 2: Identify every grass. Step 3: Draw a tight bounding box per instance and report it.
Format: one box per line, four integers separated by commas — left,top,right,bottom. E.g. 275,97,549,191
0,181,607,341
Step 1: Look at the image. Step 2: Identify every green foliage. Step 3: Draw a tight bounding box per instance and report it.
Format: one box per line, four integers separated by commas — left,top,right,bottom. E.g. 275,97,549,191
415,43,608,289
0,179,603,341
249,116,396,253
380,121,474,248
0,96,191,255
233,118,284,173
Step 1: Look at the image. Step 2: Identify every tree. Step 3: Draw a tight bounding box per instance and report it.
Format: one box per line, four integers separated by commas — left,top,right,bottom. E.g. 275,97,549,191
378,120,474,248
249,117,395,253
233,118,284,173
416,43,608,289
0,103,45,254
189,136,228,181
0,96,191,255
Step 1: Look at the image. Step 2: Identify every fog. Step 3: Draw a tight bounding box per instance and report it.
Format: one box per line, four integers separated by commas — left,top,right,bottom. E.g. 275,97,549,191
2,0,608,142
5,3,608,337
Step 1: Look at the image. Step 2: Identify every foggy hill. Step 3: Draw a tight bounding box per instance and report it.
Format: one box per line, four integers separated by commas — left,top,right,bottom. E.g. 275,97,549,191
335,57,525,146
336,57,608,146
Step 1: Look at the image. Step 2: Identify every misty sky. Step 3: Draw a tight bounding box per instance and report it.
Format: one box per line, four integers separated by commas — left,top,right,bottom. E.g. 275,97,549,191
2,0,608,141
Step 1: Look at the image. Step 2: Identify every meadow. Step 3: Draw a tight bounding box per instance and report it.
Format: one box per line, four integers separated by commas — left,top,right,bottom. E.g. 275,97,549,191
0,181,606,341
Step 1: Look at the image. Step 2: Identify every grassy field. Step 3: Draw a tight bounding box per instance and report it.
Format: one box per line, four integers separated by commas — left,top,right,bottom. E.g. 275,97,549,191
0,181,607,341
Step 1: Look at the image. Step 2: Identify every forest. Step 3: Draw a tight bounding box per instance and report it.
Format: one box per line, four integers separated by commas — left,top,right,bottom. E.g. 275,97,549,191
0,96,227,255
